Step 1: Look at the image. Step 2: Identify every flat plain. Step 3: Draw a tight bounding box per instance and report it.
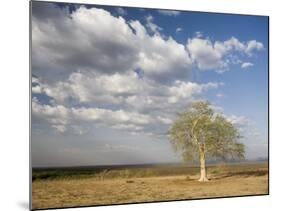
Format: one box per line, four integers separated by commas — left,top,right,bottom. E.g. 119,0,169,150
32,162,268,210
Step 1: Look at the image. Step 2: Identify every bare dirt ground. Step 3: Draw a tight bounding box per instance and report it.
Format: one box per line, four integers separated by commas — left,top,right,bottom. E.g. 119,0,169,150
32,163,268,209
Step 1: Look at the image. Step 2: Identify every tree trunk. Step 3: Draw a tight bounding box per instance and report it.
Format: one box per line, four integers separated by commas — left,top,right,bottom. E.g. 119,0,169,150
198,145,209,182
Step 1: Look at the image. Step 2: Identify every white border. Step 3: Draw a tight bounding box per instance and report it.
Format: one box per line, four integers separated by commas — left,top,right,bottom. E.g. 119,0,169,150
0,0,279,211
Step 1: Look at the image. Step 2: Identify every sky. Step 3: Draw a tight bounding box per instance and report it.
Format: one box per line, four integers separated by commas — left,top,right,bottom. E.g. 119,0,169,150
31,1,268,167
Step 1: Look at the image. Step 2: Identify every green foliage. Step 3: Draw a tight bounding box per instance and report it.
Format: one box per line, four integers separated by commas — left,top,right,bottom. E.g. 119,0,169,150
168,100,245,163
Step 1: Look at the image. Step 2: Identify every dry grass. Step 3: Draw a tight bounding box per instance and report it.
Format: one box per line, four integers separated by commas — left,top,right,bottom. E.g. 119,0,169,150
32,163,268,210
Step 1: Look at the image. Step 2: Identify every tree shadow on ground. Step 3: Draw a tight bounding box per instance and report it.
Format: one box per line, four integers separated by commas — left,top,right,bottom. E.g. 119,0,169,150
211,169,268,180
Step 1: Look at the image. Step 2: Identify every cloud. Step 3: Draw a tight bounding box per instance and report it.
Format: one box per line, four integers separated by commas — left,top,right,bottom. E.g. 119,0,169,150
32,97,152,133
158,10,180,16
32,6,140,79
137,36,193,82
32,4,264,85
32,85,43,94
52,125,67,133
32,71,221,135
245,40,264,55
44,72,145,104
72,107,152,126
176,27,182,33
195,31,203,38
187,38,226,71
32,1,70,21
31,3,263,139
145,15,163,34
157,116,173,124
32,75,40,84
32,75,44,94
215,37,264,55
116,7,127,16
187,37,263,72
168,81,220,103
32,97,70,128
226,115,250,127
241,62,254,69
32,6,193,84
33,69,221,107
128,20,193,83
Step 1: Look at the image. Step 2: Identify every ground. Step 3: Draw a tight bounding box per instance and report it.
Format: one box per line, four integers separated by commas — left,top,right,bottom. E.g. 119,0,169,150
32,163,268,210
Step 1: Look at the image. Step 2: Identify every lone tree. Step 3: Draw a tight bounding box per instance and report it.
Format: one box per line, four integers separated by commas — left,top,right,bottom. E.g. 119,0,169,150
168,101,245,182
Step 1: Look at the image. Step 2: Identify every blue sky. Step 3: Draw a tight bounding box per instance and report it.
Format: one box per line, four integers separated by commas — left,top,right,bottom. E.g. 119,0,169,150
31,1,268,167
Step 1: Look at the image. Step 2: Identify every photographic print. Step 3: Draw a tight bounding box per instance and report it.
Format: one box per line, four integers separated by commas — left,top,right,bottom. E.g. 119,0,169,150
30,1,269,210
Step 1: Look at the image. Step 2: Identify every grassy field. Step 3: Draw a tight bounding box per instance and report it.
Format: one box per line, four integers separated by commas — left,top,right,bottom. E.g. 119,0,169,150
32,162,268,210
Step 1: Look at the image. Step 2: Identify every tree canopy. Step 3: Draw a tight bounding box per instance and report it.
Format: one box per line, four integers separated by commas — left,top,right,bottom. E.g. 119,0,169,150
168,101,245,163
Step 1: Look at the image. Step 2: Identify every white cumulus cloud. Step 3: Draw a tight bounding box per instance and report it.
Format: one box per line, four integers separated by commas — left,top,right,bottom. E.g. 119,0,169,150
241,62,254,69
31,3,264,138
176,27,182,33
187,37,263,72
